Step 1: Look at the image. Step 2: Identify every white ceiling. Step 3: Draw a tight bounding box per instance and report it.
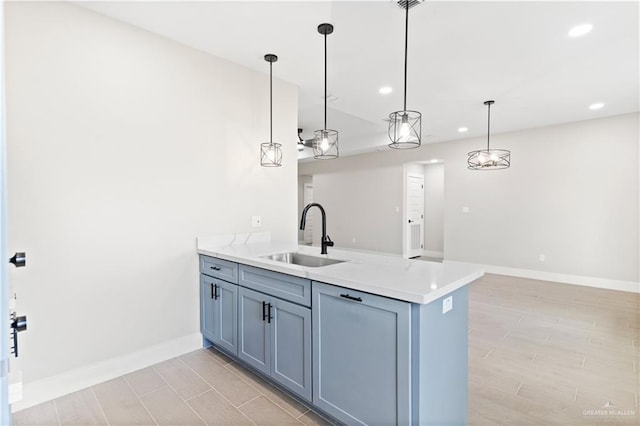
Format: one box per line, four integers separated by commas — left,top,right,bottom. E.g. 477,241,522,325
77,1,639,160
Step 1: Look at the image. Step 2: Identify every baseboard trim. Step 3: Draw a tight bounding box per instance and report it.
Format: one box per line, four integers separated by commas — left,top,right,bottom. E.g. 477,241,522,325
444,261,639,294
423,250,444,258
12,332,202,412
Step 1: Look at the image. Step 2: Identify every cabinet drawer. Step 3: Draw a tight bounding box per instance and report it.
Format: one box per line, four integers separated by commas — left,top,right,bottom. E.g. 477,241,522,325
239,265,311,307
200,256,238,283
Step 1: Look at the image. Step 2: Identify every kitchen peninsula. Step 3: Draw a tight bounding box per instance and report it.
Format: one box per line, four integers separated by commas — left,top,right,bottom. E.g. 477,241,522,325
197,235,483,425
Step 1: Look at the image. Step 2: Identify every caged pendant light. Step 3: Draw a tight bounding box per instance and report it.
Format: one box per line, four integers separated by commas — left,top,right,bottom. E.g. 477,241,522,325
388,0,422,149
297,128,305,152
260,54,283,167
313,23,339,159
467,100,511,170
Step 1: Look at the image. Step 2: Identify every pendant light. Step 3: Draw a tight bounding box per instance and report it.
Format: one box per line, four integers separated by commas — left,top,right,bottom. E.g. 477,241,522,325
297,128,305,152
467,100,511,170
388,0,422,149
313,23,338,160
260,54,283,167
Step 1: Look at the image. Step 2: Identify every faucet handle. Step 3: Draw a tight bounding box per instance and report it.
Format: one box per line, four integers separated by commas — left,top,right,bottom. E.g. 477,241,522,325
325,235,334,247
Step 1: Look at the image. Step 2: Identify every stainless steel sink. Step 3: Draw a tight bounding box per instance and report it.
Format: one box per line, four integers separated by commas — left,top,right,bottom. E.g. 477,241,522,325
261,252,346,267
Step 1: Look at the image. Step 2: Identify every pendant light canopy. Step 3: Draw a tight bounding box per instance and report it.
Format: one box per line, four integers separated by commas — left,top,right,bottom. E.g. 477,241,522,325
313,23,339,160
467,100,511,170
260,54,283,167
388,0,422,149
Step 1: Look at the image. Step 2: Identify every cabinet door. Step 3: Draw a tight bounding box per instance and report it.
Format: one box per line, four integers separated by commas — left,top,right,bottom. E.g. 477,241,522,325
237,287,271,376
214,280,238,356
270,298,312,402
312,282,411,426
200,275,217,343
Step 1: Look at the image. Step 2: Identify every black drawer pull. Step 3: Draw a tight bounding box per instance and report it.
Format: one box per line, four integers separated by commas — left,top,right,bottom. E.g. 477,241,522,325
210,283,214,299
213,284,219,300
340,293,362,302
262,301,268,322
210,266,221,271
267,303,273,324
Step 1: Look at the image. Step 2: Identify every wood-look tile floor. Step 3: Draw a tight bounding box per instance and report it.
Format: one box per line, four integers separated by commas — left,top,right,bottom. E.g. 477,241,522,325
13,274,639,425
468,274,639,426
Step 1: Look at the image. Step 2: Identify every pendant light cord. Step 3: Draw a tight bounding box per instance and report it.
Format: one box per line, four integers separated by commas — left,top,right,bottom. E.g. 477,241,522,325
403,3,409,112
324,31,327,131
486,102,491,151
269,60,273,144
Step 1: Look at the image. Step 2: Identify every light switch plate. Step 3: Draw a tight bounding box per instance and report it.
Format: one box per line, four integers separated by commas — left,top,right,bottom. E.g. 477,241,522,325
442,296,453,314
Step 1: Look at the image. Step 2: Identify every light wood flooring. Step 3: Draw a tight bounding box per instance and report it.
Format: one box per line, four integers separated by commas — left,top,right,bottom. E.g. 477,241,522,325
13,274,639,425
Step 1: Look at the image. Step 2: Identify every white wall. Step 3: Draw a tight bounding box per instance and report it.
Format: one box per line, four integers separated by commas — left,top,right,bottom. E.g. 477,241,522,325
6,1,298,390
424,163,444,256
300,113,639,285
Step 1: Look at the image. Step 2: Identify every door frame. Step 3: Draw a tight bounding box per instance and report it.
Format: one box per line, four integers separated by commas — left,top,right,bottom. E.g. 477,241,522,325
1,1,12,421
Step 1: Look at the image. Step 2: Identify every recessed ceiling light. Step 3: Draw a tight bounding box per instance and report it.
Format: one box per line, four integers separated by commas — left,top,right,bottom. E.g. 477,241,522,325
589,102,604,110
379,86,393,95
568,24,593,38
429,159,439,164
458,127,468,133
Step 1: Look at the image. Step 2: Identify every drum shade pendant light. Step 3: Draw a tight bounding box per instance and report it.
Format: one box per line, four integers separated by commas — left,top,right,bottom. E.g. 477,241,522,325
313,23,338,159
388,0,422,149
467,100,511,170
260,54,283,167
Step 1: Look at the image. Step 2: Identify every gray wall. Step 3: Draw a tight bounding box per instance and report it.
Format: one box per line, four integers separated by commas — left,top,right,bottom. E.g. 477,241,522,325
299,113,639,283
312,166,404,254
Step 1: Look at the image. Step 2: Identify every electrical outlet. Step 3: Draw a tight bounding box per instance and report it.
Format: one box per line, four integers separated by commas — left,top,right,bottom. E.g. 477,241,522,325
442,296,453,314
251,216,262,228
352,237,356,243
539,254,546,262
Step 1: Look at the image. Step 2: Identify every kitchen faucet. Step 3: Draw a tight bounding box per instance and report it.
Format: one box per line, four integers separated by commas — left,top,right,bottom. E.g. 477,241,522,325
300,203,334,255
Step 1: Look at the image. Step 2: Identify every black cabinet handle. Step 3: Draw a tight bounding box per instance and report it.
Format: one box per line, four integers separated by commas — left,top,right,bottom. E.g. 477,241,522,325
267,303,273,323
340,293,362,302
210,283,214,299
10,312,27,357
210,266,221,271
262,301,267,322
214,284,219,300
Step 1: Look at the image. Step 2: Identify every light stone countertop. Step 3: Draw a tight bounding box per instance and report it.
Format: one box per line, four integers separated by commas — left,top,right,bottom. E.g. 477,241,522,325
197,237,483,305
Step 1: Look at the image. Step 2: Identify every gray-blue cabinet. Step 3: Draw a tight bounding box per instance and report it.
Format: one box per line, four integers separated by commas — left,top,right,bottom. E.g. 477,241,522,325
199,255,469,425
200,275,238,356
312,281,412,426
238,286,312,402
237,286,271,375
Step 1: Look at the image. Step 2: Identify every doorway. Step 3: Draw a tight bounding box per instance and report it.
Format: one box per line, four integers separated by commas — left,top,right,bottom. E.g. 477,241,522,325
298,175,313,245
405,174,424,258
403,162,444,261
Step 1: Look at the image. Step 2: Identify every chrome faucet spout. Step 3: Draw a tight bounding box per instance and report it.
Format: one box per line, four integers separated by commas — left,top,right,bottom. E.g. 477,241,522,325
300,203,334,255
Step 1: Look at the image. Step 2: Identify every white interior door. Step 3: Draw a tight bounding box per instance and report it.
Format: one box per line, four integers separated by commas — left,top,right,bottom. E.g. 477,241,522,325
302,184,313,245
406,175,424,258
